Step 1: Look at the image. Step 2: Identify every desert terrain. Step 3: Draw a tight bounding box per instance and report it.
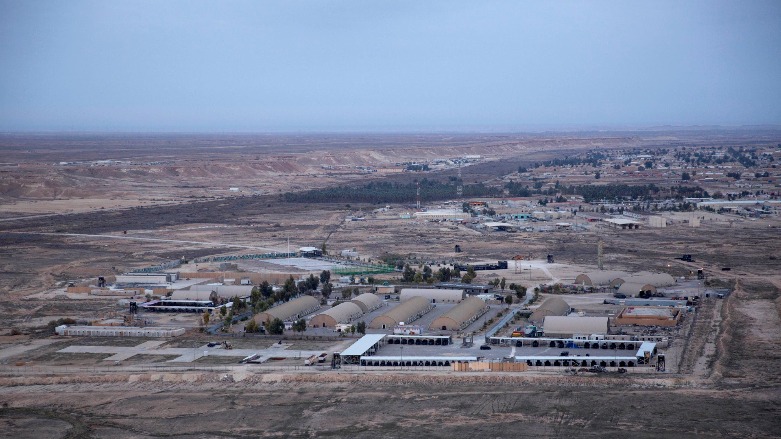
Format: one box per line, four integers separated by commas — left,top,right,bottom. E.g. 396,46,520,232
1,131,780,438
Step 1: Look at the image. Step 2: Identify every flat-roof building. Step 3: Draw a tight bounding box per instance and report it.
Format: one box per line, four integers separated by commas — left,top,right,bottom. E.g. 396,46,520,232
615,306,682,327
543,316,609,338
435,283,494,295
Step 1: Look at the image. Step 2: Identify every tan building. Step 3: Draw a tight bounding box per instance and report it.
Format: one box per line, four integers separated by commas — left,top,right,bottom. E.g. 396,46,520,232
310,302,364,328
369,296,434,329
430,297,489,331
529,297,570,325
400,288,464,303
574,271,627,288
542,316,609,338
614,306,681,327
254,296,321,324
351,293,382,313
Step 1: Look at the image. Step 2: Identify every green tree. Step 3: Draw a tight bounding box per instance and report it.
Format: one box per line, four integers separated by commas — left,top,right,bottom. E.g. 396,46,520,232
219,306,227,317
266,318,285,335
284,276,296,294
514,285,527,301
504,295,513,306
594,171,601,179
500,277,506,291
681,172,691,181
201,312,210,326
250,287,261,307
259,281,273,299
321,282,333,300
356,321,366,334
245,319,259,333
341,288,352,300
413,272,423,283
320,270,331,284
402,264,416,282
292,318,307,333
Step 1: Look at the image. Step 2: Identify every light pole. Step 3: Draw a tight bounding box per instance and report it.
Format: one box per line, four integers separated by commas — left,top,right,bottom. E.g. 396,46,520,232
400,346,403,369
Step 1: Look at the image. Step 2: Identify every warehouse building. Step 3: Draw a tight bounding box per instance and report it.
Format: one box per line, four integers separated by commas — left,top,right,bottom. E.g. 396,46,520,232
400,288,464,303
175,284,253,301
529,297,571,325
370,296,434,329
309,302,364,328
351,293,383,313
254,296,321,325
542,316,609,338
55,325,185,337
614,306,682,327
115,272,177,286
429,297,489,331
574,271,627,288
434,283,494,295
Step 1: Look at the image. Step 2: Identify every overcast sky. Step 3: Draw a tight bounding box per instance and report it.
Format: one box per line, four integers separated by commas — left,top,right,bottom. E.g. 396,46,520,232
1,1,780,132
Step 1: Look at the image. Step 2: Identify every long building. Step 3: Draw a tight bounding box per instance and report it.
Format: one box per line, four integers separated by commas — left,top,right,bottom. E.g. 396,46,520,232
254,296,321,324
55,325,185,337
400,288,463,304
370,296,434,329
543,316,609,338
309,302,364,328
529,297,570,325
351,293,382,313
574,271,627,288
429,297,489,331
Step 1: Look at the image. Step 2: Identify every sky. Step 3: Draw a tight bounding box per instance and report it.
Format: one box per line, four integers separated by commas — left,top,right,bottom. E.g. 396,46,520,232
1,0,780,132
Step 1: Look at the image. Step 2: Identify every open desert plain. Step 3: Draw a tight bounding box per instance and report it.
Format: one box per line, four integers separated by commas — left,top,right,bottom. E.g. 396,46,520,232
1,131,780,438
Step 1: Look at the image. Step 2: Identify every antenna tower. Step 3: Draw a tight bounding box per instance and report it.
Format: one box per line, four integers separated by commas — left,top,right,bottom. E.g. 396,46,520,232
456,162,463,198
416,181,421,209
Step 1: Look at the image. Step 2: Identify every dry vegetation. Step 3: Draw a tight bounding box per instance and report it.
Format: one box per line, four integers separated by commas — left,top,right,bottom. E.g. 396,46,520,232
1,132,780,438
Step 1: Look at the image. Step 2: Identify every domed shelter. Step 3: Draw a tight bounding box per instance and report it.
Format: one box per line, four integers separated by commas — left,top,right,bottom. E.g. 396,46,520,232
616,282,657,298
529,297,570,325
369,296,434,329
574,271,627,288
628,272,675,287
254,296,320,325
310,302,364,328
400,288,464,303
430,297,489,331
351,293,382,313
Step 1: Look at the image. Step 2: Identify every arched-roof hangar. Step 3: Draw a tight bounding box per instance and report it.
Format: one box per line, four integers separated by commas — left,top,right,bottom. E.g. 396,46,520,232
254,296,320,324
400,288,463,303
430,297,489,331
529,297,570,325
370,296,434,329
351,293,382,313
310,302,364,328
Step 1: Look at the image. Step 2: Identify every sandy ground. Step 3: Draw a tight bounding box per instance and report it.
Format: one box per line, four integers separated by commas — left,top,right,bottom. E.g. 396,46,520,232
1,133,780,437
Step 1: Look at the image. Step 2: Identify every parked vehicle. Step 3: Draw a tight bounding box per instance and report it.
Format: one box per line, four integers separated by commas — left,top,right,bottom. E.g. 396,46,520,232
479,345,492,350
